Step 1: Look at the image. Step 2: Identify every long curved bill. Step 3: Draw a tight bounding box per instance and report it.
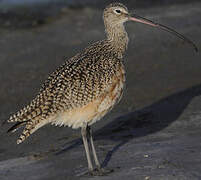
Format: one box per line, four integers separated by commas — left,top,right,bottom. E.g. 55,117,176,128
129,14,198,52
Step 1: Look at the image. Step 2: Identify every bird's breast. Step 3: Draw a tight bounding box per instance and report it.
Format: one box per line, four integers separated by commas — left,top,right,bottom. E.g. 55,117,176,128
51,64,126,129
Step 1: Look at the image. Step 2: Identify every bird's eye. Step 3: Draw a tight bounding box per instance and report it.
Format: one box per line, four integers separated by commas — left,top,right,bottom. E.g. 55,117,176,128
115,9,121,14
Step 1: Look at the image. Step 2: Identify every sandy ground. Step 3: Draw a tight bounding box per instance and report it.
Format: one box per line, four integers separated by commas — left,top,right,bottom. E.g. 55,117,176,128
0,2,201,180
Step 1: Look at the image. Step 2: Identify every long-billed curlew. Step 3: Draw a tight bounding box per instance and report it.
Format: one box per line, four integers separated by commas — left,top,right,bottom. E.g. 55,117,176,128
6,2,197,175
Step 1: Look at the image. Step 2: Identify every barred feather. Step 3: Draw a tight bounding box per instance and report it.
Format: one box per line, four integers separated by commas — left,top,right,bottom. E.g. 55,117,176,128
7,3,129,144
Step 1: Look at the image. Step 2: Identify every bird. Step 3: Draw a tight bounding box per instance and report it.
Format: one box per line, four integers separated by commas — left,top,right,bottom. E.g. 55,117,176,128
6,2,197,175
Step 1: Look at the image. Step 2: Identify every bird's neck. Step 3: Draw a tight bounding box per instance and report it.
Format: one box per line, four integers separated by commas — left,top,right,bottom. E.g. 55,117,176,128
105,24,129,58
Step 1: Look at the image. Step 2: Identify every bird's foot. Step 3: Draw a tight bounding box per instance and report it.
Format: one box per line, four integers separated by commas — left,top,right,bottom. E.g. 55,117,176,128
75,167,113,177
89,167,114,176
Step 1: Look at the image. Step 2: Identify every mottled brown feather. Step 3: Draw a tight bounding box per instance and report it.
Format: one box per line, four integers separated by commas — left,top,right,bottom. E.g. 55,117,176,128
7,3,129,144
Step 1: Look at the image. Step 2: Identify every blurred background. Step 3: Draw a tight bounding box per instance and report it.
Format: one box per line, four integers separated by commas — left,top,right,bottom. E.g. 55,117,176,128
0,0,201,180
0,0,200,28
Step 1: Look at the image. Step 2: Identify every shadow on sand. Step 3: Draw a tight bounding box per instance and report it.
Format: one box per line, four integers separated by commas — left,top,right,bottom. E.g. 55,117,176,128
55,84,201,168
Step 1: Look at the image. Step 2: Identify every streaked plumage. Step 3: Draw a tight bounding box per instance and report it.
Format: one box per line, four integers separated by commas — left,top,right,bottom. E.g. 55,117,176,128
8,3,128,146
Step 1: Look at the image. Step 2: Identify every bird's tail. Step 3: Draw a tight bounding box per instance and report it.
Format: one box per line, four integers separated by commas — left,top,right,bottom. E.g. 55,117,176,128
7,120,34,144
7,121,27,133
6,94,51,144
7,118,46,144
16,120,36,144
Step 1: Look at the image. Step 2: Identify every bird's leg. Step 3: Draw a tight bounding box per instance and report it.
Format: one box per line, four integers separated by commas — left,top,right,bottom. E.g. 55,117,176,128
87,126,113,176
87,126,101,169
81,126,93,172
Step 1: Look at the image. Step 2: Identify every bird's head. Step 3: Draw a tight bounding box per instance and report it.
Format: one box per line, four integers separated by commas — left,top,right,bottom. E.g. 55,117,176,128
103,3,129,27
103,2,198,52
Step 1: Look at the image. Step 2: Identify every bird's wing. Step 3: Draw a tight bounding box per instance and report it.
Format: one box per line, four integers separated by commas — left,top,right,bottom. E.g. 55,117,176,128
7,41,122,123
